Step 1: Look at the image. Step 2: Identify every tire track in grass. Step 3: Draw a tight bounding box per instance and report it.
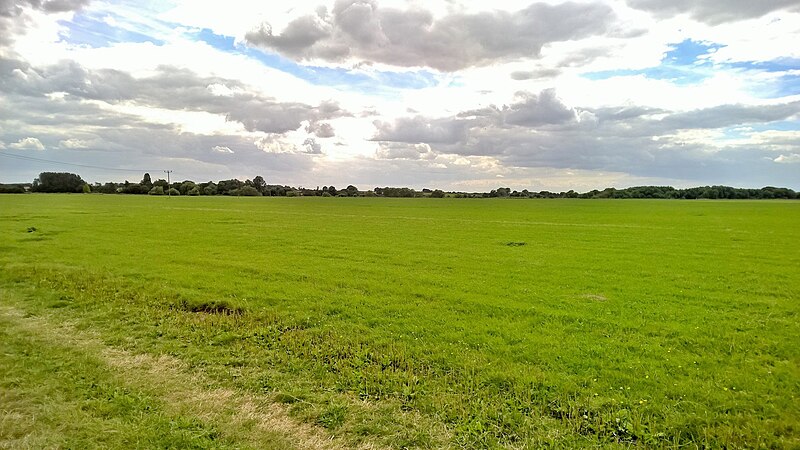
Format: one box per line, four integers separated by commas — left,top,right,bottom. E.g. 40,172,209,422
0,305,383,450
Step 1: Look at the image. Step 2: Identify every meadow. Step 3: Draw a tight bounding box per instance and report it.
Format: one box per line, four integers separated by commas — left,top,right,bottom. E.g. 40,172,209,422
0,194,798,449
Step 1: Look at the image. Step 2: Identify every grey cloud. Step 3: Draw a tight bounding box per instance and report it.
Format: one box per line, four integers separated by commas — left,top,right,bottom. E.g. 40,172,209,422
372,116,470,144
589,105,665,122
249,15,331,56
661,102,800,130
0,0,88,46
456,89,578,127
246,0,617,71
375,142,435,160
0,58,351,134
371,88,800,187
302,138,323,154
626,0,800,24
0,55,338,185
307,121,336,138
1,116,317,183
510,68,561,80
504,89,576,127
0,0,87,16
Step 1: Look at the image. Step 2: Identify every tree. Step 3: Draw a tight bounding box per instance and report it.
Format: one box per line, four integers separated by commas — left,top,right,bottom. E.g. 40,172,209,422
327,185,337,196
0,184,26,193
32,172,86,193
140,173,153,189
202,182,218,196
236,186,262,196
346,185,359,196
217,179,244,195
149,186,164,195
82,183,91,193
430,189,445,198
179,181,197,195
253,176,266,194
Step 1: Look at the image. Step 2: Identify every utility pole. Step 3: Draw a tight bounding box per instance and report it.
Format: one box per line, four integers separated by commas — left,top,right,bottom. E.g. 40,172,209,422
164,170,172,198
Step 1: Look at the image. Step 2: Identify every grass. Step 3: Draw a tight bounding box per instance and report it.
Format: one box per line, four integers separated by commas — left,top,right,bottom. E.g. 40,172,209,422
1,194,798,448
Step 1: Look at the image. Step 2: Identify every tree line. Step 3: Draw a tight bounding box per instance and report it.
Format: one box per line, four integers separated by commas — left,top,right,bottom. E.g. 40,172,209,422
0,172,797,199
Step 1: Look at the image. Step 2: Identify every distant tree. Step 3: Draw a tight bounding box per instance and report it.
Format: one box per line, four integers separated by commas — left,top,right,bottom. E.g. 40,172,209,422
327,185,337,196
149,186,164,195
253,176,266,194
187,186,200,196
123,183,146,194
322,191,332,197
32,172,86,193
82,183,91,193
179,181,197,195
140,173,153,189
153,179,169,189
167,188,180,196
237,186,262,196
0,184,26,193
430,189,445,198
346,185,359,196
96,182,117,194
202,182,218,196
217,179,244,195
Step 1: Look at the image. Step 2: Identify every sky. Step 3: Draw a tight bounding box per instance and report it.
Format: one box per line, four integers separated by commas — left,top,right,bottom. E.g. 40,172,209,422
0,0,799,191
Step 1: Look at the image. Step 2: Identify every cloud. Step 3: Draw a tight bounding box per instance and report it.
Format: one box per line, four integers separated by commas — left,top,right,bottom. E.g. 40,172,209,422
8,136,44,150
2,0,89,14
254,134,299,154
0,58,351,134
372,116,471,144
625,0,800,24
510,68,561,80
659,102,800,130
59,138,89,148
246,0,617,71
504,89,577,127
302,137,322,154
0,0,89,47
306,121,335,138
368,87,800,187
773,154,800,164
212,145,233,153
375,142,435,160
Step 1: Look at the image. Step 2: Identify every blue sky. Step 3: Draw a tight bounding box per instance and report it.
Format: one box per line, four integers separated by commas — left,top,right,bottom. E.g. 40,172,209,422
1,0,799,190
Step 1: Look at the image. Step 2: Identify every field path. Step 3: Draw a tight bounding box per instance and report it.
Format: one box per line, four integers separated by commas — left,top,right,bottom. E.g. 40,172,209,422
0,304,382,450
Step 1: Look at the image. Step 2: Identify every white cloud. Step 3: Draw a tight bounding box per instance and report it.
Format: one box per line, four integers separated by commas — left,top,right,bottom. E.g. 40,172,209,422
774,154,800,164
212,145,234,154
59,138,90,148
9,137,45,150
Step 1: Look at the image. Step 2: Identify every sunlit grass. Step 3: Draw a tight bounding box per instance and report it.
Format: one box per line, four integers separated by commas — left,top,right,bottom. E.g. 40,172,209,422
1,194,798,448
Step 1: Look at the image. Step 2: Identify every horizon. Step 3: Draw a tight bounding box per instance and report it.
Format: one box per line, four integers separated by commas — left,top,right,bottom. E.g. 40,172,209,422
1,1,799,191
4,168,798,196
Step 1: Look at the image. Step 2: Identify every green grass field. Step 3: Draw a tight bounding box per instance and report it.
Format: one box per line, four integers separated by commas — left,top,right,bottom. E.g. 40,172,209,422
1,195,798,449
